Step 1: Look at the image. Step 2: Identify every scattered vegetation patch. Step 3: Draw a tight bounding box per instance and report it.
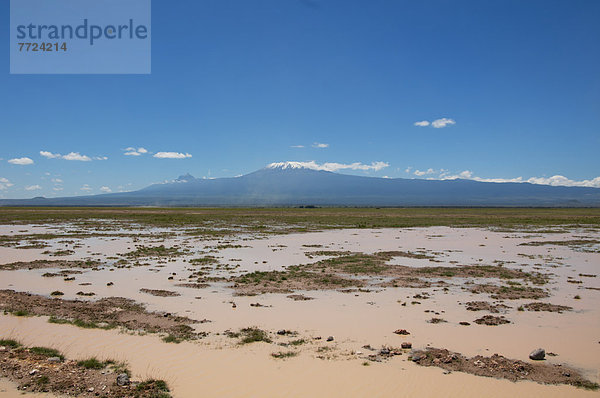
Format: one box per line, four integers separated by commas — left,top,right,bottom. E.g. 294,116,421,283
42,249,75,256
468,284,549,300
189,256,219,265
0,339,21,348
0,259,100,271
122,245,187,258
474,315,510,326
228,327,272,344
289,339,307,346
140,288,181,297
411,347,598,390
0,341,162,396
135,379,171,398
271,351,298,359
233,266,359,295
519,239,600,253
0,289,200,341
523,302,572,313
162,334,181,344
77,357,106,369
30,346,64,360
428,317,447,324
48,316,112,330
465,301,511,313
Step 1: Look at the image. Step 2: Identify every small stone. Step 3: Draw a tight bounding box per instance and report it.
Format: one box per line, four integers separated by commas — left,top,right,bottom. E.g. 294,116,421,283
47,357,61,363
326,336,334,342
0,346,6,352
116,373,130,386
107,282,114,286
394,329,410,335
529,348,545,360
380,348,390,355
411,353,423,362
277,330,287,335
87,387,94,392
401,342,412,349
29,369,38,375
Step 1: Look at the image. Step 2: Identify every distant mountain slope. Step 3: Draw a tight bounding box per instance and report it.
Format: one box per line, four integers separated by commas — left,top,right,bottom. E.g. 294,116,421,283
2,163,600,207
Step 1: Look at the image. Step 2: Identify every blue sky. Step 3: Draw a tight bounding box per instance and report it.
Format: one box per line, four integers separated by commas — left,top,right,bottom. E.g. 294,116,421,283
1,0,599,198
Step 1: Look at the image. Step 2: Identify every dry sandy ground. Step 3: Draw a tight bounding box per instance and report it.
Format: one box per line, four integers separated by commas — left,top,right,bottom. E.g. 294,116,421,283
0,223,599,397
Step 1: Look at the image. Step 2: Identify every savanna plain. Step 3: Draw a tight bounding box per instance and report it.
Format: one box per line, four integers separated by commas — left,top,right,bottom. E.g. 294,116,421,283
0,207,599,397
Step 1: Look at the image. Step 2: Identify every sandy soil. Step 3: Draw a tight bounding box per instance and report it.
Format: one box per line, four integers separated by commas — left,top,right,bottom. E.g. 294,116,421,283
0,223,599,397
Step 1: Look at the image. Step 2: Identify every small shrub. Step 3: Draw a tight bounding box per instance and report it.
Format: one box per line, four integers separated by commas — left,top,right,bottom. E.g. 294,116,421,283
239,327,271,344
48,316,70,325
30,347,64,360
289,339,306,346
136,379,170,397
162,335,181,344
271,351,298,359
77,357,105,369
0,339,21,348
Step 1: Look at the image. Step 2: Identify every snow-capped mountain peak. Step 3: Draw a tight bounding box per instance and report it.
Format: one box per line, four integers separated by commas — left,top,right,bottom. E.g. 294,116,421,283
266,161,322,171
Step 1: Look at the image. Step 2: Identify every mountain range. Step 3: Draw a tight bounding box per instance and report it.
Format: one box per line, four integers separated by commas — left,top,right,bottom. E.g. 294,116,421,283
2,162,599,207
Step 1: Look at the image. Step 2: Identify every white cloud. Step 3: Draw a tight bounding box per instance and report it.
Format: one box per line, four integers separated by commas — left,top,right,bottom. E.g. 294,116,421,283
100,186,112,193
53,187,63,192
312,143,329,148
508,175,600,188
290,145,305,148
25,185,42,191
153,152,192,159
124,147,148,156
414,118,456,128
51,178,63,183
267,161,389,172
40,150,97,161
0,178,14,190
80,184,92,191
431,118,456,128
414,168,436,176
405,167,412,174
40,151,61,159
8,157,34,165
426,168,600,188
62,152,91,161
